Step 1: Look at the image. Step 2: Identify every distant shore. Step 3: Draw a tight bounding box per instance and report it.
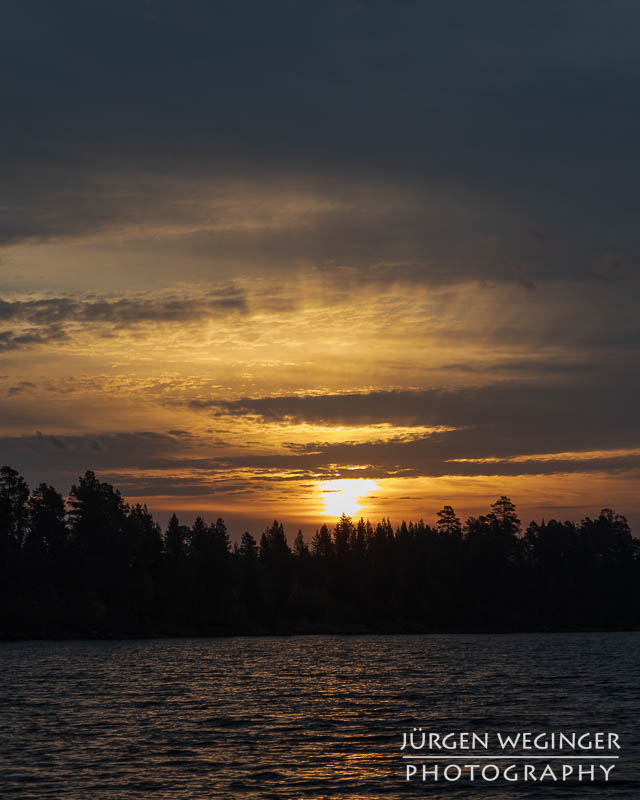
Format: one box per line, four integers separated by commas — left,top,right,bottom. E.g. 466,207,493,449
3,468,639,642
4,625,640,642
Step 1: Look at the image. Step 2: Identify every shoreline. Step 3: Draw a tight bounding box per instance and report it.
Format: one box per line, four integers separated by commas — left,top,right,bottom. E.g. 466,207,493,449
3,626,640,643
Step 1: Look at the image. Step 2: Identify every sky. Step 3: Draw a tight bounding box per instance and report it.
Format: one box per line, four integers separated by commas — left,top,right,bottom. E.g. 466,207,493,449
2,0,640,536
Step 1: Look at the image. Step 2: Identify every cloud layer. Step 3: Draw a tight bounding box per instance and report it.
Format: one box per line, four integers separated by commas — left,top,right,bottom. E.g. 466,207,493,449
2,1,640,531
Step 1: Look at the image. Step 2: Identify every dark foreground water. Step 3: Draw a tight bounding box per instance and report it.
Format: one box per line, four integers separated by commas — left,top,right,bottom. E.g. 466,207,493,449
1,633,638,799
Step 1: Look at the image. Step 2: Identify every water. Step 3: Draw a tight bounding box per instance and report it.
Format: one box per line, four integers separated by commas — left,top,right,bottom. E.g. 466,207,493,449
1,633,638,799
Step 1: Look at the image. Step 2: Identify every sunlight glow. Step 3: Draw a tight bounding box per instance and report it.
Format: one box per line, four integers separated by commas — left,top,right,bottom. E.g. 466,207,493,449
318,478,378,518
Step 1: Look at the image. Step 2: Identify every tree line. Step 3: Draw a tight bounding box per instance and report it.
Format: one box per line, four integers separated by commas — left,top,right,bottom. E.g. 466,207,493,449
1,465,638,637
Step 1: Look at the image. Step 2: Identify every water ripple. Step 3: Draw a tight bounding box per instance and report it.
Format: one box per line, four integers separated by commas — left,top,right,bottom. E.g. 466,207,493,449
0,633,639,798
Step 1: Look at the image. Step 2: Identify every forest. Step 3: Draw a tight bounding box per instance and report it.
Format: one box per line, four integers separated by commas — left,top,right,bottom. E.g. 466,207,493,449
1,465,638,638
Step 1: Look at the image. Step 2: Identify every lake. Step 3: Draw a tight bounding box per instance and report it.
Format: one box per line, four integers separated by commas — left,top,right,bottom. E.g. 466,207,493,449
1,633,638,798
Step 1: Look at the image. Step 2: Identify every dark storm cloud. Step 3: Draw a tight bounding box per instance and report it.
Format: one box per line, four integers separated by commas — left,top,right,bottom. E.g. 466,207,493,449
2,1,640,284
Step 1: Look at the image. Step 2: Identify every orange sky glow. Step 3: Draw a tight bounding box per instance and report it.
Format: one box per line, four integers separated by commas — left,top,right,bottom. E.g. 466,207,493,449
2,202,639,536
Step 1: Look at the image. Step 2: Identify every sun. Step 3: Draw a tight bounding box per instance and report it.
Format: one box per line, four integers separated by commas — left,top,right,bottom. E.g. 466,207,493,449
318,478,378,518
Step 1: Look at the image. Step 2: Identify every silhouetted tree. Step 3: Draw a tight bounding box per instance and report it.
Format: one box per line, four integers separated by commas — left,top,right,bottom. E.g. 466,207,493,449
163,512,190,629
166,512,188,561
26,483,67,561
21,483,69,633
436,505,462,537
293,530,309,558
67,470,130,630
124,503,163,630
0,466,29,563
490,495,521,537
1,465,639,638
237,531,261,626
260,521,291,622
311,524,333,559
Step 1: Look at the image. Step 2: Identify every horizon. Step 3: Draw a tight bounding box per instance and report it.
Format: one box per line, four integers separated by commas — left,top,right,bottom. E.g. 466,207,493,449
4,463,637,543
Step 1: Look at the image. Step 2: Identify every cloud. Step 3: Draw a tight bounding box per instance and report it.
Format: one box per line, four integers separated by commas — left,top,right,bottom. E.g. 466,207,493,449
0,288,247,350
3,431,185,468
242,437,640,481
7,381,35,396
0,326,69,352
3,1,640,529
193,381,640,453
0,289,246,324
4,415,640,499
3,2,640,292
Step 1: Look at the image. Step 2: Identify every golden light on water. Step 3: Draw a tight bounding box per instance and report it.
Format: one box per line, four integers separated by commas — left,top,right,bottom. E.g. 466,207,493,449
318,478,378,518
